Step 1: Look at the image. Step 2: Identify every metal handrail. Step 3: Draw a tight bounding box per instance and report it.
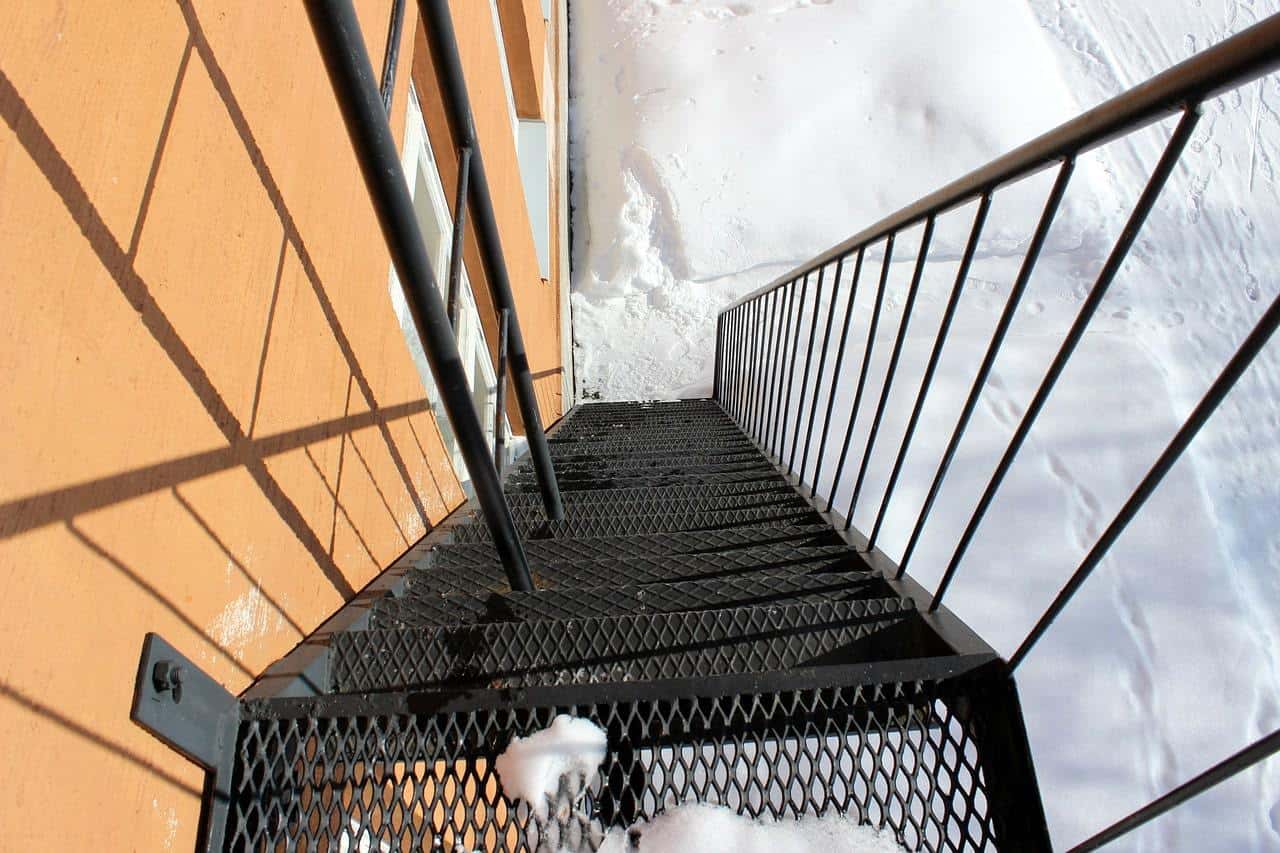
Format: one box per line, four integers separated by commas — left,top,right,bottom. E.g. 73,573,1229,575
713,13,1280,845
307,0,534,592
418,0,565,521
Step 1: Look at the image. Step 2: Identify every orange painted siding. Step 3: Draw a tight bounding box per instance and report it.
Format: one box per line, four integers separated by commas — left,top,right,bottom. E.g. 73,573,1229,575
0,0,565,848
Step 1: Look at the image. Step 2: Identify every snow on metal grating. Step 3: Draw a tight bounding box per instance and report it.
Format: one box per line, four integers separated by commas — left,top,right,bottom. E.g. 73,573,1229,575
548,440,758,459
445,506,821,542
224,679,1003,852
329,598,916,692
372,571,887,629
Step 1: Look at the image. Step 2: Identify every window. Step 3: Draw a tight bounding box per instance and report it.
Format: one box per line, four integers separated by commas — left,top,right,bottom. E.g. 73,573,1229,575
517,119,551,279
388,88,505,490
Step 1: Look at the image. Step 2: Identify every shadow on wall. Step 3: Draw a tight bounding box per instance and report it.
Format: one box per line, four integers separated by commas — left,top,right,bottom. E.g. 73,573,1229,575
0,0,459,808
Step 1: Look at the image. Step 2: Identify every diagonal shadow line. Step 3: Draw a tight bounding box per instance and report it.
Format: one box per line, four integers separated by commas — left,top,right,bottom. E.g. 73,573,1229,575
303,446,380,568
126,34,193,261
405,417,453,508
0,680,204,798
0,397,430,540
66,521,256,680
246,234,289,439
0,68,355,600
177,0,431,531
346,434,412,547
327,375,354,557
170,487,307,637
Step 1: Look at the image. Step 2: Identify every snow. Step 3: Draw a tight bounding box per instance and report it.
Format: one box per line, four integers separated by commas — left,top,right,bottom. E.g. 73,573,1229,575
570,1,1280,849
596,804,905,853
494,717,904,853
494,714,608,819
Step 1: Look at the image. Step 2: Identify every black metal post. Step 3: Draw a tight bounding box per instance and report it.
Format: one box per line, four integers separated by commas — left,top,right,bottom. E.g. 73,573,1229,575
826,234,894,513
777,273,809,464
418,0,563,521
845,217,935,530
931,109,1199,606
788,265,826,475
897,158,1075,577
798,257,843,488
1010,285,1278,670
869,195,991,550
446,145,472,329
494,307,510,476
811,248,864,499
378,0,407,113
763,285,790,447
306,0,534,592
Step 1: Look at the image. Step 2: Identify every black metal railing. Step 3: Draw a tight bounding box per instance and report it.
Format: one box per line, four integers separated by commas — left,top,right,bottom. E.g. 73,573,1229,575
306,0,565,591
713,15,1280,848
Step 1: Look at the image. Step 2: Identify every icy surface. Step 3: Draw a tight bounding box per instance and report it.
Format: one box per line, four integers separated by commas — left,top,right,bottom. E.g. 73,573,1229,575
570,1,1280,849
596,804,905,853
494,714,608,819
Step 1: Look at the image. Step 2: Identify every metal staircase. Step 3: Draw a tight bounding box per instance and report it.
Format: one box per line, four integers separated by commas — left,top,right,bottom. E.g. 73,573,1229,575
220,399,1047,851
127,5,1280,850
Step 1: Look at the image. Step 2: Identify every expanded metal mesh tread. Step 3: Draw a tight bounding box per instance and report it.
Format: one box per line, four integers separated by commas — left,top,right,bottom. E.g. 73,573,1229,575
330,598,918,692
554,428,744,443
514,452,765,473
507,469,784,492
487,492,806,524
444,506,821,542
549,441,757,460
510,461,773,484
509,492,806,522
227,676,1019,853
502,481,798,508
373,571,887,629
408,543,867,597
420,525,845,571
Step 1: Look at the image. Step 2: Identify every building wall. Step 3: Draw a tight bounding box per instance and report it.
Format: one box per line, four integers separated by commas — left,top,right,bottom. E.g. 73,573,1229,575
0,0,565,848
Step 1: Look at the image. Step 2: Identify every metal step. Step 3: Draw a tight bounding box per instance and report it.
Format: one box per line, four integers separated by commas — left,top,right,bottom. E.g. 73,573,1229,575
514,451,765,473
414,540,865,594
444,505,822,542
481,491,809,525
549,440,757,459
506,469,784,492
372,570,887,628
330,597,922,692
501,480,797,508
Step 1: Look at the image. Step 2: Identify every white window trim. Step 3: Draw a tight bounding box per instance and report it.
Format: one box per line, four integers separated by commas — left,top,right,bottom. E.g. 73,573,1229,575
488,0,519,139
389,87,501,486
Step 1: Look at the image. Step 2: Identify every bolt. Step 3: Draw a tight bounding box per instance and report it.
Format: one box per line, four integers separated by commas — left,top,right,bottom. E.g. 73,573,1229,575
152,660,185,704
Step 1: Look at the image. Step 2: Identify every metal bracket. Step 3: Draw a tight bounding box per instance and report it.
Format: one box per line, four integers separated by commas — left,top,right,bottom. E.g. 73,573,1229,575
131,633,239,852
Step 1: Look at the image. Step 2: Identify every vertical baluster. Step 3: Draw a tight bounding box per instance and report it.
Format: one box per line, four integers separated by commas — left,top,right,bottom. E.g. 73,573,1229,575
897,158,1076,577
933,109,1200,606
811,248,864,501
763,283,792,453
788,265,828,476
869,195,992,550
775,273,809,461
825,234,895,514
798,257,845,489
845,217,935,531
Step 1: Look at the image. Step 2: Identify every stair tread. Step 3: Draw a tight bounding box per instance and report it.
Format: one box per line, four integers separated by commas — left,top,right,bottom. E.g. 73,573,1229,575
330,596,922,691
375,570,888,628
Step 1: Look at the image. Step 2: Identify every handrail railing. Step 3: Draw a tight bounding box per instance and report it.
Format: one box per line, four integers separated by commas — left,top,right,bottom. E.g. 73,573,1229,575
418,0,565,522
714,13,1280,846
307,0,534,591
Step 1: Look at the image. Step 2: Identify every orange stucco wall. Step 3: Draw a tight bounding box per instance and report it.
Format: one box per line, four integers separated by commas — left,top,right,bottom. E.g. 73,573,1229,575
0,1,563,848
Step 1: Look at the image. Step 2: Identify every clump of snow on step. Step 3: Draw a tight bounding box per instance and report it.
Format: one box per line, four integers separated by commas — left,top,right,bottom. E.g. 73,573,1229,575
596,804,905,853
494,715,608,819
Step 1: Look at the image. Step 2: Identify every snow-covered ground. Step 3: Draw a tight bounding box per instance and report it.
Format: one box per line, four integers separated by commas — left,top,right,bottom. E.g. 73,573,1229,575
569,1,1280,849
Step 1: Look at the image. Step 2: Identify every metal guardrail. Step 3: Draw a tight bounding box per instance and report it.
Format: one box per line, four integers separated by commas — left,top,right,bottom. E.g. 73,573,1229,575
714,14,1280,848
306,0,539,591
